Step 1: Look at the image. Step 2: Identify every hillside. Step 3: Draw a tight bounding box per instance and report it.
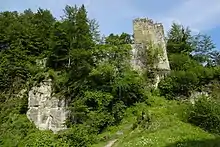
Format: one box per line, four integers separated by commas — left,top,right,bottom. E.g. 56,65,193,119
92,96,219,147
1,3,220,147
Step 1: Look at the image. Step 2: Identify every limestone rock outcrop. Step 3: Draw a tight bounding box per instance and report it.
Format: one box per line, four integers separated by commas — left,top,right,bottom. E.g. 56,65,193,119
189,91,209,105
27,79,68,133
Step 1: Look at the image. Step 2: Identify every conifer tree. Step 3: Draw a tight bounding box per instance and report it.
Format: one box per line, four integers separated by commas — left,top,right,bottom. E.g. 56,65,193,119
75,4,94,49
47,22,69,69
167,23,193,55
62,5,78,67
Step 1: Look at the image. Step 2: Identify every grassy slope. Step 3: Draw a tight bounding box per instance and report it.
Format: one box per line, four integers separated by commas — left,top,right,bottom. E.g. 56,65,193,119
92,96,219,147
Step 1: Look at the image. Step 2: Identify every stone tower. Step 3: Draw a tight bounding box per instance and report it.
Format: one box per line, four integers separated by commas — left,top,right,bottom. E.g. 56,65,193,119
131,18,170,87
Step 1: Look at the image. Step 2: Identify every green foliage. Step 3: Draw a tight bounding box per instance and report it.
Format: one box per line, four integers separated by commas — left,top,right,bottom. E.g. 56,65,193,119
47,21,69,69
188,97,220,135
192,34,216,64
74,5,94,49
0,95,36,147
93,98,215,147
167,23,194,55
58,125,96,147
1,3,220,147
145,42,164,69
132,110,152,130
169,54,200,71
159,72,190,99
0,114,35,147
158,67,220,99
208,80,220,100
62,34,146,134
20,131,69,147
105,33,133,45
160,22,220,100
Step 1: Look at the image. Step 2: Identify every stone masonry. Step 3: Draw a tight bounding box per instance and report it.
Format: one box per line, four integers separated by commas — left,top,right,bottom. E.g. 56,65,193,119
131,18,170,87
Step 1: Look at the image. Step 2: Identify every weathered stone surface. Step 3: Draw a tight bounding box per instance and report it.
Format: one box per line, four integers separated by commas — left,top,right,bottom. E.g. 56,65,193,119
132,18,170,71
189,91,209,105
131,18,170,87
27,79,68,133
130,43,145,71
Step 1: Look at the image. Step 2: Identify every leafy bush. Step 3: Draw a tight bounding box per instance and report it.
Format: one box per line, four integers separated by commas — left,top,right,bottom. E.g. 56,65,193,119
20,131,69,147
132,110,152,130
159,67,220,100
169,54,200,71
158,70,199,99
86,110,114,133
188,97,220,134
58,125,96,147
0,114,36,147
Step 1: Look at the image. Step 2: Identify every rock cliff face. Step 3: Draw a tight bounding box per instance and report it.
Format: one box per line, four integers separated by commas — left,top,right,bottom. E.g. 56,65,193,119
131,18,170,87
26,79,68,133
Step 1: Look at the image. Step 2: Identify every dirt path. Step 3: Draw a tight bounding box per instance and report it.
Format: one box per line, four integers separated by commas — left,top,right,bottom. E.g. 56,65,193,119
104,139,118,147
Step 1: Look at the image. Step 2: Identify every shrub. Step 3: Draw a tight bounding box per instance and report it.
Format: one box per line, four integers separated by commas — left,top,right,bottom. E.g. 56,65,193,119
158,66,220,100
158,70,199,99
132,110,152,130
169,54,200,71
20,131,69,147
188,97,220,134
87,111,114,133
58,125,96,147
0,114,36,147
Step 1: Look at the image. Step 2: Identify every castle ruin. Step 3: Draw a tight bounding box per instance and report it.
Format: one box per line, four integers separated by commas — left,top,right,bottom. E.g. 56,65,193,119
26,18,170,133
131,18,170,87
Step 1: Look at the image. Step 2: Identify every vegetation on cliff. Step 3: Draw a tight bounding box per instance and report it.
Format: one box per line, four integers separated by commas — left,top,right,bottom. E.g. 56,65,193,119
1,4,220,147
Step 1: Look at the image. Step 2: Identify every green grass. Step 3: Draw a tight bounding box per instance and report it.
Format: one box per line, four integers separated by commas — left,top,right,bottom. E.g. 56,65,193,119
92,96,220,147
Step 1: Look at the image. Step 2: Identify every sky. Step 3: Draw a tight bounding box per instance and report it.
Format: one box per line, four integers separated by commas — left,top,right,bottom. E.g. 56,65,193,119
1,0,220,48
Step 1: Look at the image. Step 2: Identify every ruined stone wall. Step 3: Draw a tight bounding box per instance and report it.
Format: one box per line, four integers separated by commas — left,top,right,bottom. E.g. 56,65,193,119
131,18,170,87
132,18,170,71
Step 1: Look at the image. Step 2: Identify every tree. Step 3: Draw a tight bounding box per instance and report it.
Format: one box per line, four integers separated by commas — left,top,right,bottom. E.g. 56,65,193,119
169,53,200,71
18,8,54,56
62,5,78,67
32,8,55,56
89,19,101,44
192,34,216,64
75,4,94,49
47,22,69,69
119,32,133,44
105,33,133,45
167,23,193,55
208,51,220,66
